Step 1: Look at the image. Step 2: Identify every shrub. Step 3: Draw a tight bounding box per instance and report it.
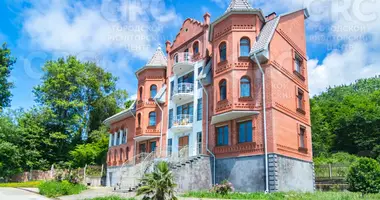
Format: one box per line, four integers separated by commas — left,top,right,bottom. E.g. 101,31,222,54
347,157,380,195
38,180,86,197
85,197,136,200
136,161,177,200
210,180,234,196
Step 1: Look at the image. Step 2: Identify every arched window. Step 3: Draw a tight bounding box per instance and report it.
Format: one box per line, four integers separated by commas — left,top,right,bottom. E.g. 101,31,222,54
219,80,227,100
149,112,156,126
193,41,199,54
150,85,157,98
219,42,227,62
139,87,143,100
240,77,251,97
137,113,141,127
174,54,178,63
120,149,123,161
240,38,250,57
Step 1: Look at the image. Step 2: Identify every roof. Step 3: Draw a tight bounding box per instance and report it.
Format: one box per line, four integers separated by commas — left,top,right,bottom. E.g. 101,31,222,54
209,0,265,41
249,8,309,56
226,0,253,12
146,46,167,67
135,46,167,76
103,100,136,126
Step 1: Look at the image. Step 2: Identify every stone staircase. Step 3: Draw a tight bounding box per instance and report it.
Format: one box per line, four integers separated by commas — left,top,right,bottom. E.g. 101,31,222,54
114,154,211,193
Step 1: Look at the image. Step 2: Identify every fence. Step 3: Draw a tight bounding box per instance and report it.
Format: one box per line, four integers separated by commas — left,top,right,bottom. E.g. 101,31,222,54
10,164,106,186
314,164,349,180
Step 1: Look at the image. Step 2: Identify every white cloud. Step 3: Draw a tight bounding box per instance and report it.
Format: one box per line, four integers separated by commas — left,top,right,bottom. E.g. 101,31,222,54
22,0,181,60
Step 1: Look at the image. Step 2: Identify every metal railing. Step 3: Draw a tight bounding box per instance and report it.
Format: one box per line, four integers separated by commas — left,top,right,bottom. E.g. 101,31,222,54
174,83,194,95
315,164,349,180
172,114,193,127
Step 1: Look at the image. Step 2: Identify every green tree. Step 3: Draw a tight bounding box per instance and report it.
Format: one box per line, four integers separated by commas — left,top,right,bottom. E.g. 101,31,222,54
69,126,109,167
311,76,380,158
34,56,127,145
0,43,16,110
347,157,380,195
136,161,177,200
0,113,22,179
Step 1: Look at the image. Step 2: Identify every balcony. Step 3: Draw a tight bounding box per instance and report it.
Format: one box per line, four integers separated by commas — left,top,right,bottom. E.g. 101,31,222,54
171,114,193,134
172,83,194,103
173,52,194,75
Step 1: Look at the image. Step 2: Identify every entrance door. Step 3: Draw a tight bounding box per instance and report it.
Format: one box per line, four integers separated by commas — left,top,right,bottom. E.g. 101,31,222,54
139,143,146,153
178,136,189,157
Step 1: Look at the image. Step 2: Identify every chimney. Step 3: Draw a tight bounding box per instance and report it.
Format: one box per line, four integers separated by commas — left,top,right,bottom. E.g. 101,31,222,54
165,40,172,53
203,12,211,25
265,12,277,21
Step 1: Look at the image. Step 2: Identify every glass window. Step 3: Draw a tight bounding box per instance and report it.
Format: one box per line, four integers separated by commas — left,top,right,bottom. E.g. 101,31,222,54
170,81,174,99
174,54,178,63
150,141,157,152
295,56,302,73
238,121,253,143
140,143,146,153
193,42,199,54
178,72,194,84
168,139,172,156
198,67,203,89
220,80,227,100
139,87,143,100
297,89,304,109
240,38,250,57
197,98,202,121
122,131,126,144
240,77,251,97
149,112,156,126
219,42,227,62
197,132,202,155
137,113,141,127
184,49,189,61
169,109,173,128
216,125,229,146
150,85,157,98
300,127,306,148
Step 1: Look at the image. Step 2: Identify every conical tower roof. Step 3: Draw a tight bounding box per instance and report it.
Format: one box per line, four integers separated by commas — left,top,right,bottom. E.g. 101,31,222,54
146,46,167,67
225,0,253,12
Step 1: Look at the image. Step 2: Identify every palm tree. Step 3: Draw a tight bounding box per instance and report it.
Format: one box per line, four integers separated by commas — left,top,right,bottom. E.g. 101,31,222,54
136,161,178,200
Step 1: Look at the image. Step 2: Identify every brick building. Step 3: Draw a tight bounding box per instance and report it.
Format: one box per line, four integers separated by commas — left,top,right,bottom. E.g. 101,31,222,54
104,0,314,192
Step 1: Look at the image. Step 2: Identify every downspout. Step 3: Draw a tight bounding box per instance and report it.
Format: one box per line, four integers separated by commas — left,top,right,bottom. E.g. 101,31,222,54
252,52,269,193
199,79,216,185
154,99,164,157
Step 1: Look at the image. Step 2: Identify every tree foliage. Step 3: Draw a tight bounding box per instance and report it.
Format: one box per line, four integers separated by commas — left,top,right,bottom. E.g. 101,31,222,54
311,76,380,158
0,43,16,110
347,157,380,195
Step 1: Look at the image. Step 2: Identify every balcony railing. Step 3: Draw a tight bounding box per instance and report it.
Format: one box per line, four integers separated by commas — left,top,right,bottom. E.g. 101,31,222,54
174,52,193,64
174,83,194,95
172,114,193,127
173,52,194,75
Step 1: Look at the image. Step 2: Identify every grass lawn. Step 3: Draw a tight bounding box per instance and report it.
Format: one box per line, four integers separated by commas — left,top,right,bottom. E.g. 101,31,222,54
182,191,380,200
84,196,136,200
0,181,43,188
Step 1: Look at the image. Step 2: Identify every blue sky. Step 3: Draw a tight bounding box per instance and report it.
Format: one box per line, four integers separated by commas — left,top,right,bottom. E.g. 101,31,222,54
1,0,380,110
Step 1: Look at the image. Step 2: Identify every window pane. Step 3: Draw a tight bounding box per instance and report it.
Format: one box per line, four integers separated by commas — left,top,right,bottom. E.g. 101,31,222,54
223,126,229,145
149,112,156,126
239,123,245,143
169,109,173,128
197,98,202,121
246,121,252,142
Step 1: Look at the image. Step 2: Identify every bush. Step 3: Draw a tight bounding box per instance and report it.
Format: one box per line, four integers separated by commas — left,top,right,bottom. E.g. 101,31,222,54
38,180,86,197
347,157,380,195
85,197,135,200
0,181,42,188
210,180,234,196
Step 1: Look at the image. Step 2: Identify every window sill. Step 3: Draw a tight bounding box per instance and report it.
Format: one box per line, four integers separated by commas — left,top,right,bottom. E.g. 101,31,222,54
217,60,228,66
298,147,308,153
238,56,250,60
296,108,306,115
238,97,253,101
293,70,305,81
